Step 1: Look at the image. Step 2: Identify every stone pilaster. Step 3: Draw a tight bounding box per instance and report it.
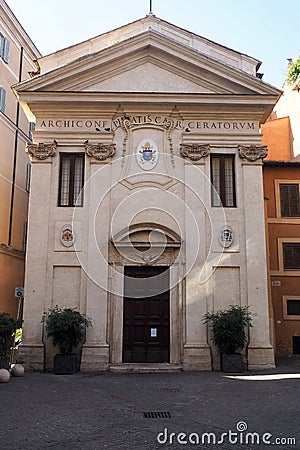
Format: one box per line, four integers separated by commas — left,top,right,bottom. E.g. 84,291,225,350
80,162,111,371
182,162,211,370
18,153,55,371
242,159,275,369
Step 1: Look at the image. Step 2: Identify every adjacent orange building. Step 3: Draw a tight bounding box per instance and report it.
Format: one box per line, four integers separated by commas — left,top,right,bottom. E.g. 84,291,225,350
262,93,300,355
0,0,41,317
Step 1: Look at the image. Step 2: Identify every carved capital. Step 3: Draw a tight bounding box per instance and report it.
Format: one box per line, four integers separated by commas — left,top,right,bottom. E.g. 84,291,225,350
238,145,268,161
26,142,56,161
85,143,116,161
180,144,210,161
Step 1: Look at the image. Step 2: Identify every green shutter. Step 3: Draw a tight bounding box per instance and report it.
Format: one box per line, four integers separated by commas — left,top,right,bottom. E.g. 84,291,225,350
3,37,10,63
0,87,6,113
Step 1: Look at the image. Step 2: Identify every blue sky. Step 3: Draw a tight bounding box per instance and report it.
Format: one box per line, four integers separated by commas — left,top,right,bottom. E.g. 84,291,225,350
5,0,300,88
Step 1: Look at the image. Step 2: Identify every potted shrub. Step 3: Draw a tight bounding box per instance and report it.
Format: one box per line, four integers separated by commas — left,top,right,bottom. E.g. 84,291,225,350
203,305,254,372
44,306,92,374
0,313,23,370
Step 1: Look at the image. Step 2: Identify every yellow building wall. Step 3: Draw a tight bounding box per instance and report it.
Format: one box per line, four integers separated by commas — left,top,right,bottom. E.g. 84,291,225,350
0,1,41,318
0,250,24,317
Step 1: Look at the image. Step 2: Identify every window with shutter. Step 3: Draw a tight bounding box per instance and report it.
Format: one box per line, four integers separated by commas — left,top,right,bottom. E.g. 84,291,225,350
23,221,28,252
283,243,300,269
280,183,300,217
0,34,10,63
26,162,31,193
0,86,6,113
29,122,35,140
0,34,4,58
2,37,10,63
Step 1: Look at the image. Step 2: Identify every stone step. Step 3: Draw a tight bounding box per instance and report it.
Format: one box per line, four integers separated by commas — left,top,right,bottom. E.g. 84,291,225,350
109,363,183,373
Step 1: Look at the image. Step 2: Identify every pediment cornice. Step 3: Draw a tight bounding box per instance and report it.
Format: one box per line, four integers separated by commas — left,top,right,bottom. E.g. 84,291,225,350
14,30,281,97
16,91,279,124
37,15,260,75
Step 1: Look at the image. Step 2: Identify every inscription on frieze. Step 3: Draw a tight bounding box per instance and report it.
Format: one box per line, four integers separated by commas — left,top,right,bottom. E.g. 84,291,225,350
36,117,258,133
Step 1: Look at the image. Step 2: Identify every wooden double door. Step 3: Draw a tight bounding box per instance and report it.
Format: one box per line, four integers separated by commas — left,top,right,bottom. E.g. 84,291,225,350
123,266,170,363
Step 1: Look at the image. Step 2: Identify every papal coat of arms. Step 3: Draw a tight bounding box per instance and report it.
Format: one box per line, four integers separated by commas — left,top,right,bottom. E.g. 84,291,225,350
136,139,159,170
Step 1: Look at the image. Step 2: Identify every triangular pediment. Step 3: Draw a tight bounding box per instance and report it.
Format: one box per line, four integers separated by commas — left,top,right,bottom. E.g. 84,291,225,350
85,61,214,94
15,26,281,97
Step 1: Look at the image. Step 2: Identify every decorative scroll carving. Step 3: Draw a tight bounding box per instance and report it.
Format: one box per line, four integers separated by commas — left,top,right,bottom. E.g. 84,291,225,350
26,142,56,161
238,145,268,161
166,119,176,168
180,144,210,161
120,118,131,163
85,143,116,161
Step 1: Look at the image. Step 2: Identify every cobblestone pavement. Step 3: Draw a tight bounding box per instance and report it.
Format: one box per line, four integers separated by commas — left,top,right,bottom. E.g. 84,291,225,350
0,357,299,450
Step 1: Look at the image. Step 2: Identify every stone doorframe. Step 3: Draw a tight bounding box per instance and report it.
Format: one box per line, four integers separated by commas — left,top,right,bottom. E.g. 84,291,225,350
108,223,183,366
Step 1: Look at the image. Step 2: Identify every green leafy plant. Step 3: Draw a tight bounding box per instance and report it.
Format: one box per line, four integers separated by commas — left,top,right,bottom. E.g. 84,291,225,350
44,306,92,355
287,57,300,87
203,305,255,354
14,328,22,346
0,313,23,359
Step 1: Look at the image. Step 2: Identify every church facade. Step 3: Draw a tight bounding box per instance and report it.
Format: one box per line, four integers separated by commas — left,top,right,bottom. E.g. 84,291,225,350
14,15,281,371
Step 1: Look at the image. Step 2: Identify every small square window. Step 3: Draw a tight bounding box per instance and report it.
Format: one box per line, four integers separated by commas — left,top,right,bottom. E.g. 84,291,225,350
283,296,300,320
292,336,300,355
287,300,300,316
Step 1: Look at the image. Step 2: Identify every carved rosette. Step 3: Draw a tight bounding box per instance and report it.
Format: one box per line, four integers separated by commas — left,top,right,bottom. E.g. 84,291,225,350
180,144,210,161
26,142,56,161
85,143,116,161
238,145,268,161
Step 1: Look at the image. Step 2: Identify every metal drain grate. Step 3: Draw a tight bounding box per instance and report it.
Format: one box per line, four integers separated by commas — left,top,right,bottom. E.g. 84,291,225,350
143,411,171,419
